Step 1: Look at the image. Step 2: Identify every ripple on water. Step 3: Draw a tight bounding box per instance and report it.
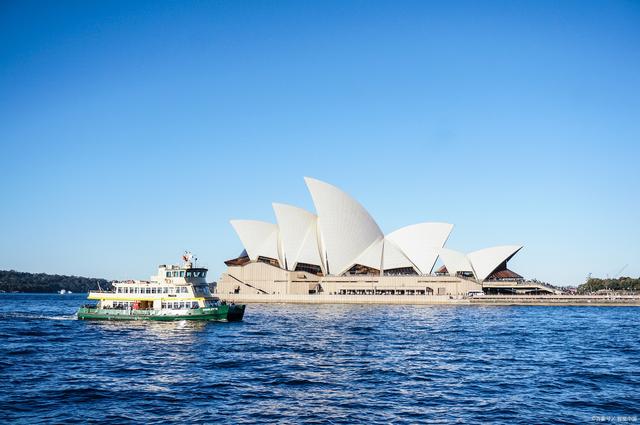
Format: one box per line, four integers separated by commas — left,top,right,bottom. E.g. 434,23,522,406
1,295,640,424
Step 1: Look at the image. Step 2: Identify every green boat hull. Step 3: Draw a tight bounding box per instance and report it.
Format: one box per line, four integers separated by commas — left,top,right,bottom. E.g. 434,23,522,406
77,304,245,322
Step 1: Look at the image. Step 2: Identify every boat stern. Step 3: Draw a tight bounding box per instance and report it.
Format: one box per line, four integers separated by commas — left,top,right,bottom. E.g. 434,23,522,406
226,304,246,322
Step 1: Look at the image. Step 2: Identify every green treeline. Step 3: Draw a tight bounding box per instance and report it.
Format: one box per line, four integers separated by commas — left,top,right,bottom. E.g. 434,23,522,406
577,277,640,294
0,270,110,293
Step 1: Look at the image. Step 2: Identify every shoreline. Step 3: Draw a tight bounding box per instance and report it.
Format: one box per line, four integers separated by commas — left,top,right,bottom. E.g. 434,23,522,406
216,293,640,306
4,292,640,306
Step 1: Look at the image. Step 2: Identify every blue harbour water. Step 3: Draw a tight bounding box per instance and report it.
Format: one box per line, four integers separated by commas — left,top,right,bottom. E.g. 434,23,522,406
1,294,640,424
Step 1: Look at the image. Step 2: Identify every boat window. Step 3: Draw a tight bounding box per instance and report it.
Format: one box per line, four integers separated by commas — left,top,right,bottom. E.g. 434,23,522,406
172,271,178,277
179,271,185,277
186,271,192,277
151,287,155,294
165,272,171,277
202,271,207,278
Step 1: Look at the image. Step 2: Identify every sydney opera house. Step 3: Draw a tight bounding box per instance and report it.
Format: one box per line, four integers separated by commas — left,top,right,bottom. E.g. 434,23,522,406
217,177,548,299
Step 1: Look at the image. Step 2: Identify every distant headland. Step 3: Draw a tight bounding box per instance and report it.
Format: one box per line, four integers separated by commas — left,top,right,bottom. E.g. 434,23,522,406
0,270,110,294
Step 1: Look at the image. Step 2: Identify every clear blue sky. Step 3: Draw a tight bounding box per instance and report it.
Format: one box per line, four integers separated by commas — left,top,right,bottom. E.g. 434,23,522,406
1,1,638,286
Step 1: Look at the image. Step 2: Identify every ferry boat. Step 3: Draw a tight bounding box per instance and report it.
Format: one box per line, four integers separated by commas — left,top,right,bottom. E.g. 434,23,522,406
77,252,245,322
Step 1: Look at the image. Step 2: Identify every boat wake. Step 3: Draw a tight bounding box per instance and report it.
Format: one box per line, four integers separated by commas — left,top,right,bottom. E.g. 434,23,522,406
0,312,77,321
46,315,77,321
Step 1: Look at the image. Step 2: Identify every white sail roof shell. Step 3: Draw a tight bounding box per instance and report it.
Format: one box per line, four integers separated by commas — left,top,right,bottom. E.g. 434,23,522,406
272,203,322,271
298,221,324,270
385,223,453,274
381,239,416,271
304,177,384,275
351,238,384,270
229,220,280,263
467,245,523,281
438,248,475,276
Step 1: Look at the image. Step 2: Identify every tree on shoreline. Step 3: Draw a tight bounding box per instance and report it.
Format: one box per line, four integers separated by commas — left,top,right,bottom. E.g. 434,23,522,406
577,277,640,294
0,270,110,293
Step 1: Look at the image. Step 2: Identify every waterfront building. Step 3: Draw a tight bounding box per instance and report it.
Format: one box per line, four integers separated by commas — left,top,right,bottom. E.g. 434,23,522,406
217,178,556,298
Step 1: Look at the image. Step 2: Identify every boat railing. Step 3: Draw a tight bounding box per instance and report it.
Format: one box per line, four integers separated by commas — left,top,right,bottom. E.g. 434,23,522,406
79,306,208,316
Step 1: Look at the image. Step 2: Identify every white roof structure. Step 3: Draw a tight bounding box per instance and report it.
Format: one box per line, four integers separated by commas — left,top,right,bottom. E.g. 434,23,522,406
386,223,453,274
229,178,524,281
438,248,475,276
467,245,523,281
272,203,323,272
381,239,415,271
229,220,280,263
352,238,384,271
304,177,384,275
